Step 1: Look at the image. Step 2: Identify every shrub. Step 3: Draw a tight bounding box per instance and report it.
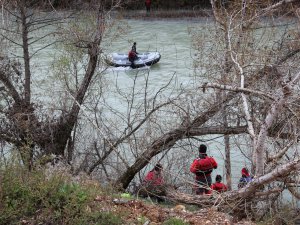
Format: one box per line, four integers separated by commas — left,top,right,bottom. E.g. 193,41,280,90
0,165,123,225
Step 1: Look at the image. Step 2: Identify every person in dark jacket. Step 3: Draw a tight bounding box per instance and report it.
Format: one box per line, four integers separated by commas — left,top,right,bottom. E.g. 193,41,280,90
131,42,138,54
128,42,138,68
211,175,227,193
238,167,253,188
190,144,218,195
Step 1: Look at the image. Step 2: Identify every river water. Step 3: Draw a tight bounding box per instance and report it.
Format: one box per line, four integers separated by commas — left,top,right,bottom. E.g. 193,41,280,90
103,19,200,93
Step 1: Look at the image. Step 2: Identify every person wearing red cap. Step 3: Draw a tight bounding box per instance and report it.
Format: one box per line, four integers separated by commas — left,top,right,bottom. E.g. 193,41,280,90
238,167,253,188
190,144,218,195
211,175,227,193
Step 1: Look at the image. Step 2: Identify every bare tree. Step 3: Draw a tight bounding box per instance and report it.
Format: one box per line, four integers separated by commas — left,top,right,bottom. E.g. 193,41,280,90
207,0,300,177
0,1,122,167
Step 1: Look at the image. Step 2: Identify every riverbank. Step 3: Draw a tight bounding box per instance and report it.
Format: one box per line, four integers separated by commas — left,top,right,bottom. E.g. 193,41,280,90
0,164,257,225
116,9,213,20
111,8,297,21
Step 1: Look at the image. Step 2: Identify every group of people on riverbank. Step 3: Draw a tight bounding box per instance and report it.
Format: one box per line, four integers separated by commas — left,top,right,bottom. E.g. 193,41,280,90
140,144,253,201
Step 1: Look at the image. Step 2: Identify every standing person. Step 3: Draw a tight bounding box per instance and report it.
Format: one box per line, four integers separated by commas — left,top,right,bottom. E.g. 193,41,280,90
131,42,138,54
238,167,253,188
141,163,165,202
190,144,218,195
211,175,227,193
128,42,138,68
145,0,151,13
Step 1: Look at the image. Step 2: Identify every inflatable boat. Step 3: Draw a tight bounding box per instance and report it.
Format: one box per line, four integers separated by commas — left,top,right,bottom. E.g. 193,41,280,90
105,52,161,68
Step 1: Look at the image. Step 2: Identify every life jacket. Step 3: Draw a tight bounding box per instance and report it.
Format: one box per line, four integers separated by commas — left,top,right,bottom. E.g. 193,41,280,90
211,182,227,193
196,157,217,172
144,170,163,186
128,51,136,59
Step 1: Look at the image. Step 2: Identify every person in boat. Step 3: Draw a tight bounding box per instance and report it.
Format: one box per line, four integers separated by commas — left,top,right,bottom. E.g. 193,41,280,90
238,167,253,188
190,144,218,195
140,163,166,202
211,174,227,193
131,42,138,54
128,42,138,68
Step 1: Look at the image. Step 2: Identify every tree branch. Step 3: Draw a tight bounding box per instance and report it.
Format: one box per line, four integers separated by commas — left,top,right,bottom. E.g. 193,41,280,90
0,68,22,104
202,83,274,100
88,101,173,174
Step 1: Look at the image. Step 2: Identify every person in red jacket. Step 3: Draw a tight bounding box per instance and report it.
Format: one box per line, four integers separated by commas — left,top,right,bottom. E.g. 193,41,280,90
142,163,165,202
190,144,218,195
211,175,227,193
145,0,151,13
144,163,164,186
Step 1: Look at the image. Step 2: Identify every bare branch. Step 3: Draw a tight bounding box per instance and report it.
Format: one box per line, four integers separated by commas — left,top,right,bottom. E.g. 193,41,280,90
88,101,173,174
267,141,295,163
0,69,22,103
202,83,275,100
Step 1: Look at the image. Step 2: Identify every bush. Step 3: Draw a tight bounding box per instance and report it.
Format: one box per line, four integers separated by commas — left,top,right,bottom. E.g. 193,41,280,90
0,165,123,225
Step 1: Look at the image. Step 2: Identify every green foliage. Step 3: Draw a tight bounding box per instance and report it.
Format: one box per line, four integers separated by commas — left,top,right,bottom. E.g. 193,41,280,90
163,217,190,225
120,192,133,199
0,165,123,225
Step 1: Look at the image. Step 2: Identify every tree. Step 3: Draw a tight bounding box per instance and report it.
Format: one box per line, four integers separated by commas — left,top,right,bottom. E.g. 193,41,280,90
207,0,300,177
0,1,122,167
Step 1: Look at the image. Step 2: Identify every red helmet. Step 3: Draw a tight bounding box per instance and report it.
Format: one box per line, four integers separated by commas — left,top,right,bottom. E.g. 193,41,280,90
241,168,250,177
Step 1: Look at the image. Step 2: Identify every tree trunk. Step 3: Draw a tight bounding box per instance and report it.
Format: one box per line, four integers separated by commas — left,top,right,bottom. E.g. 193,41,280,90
20,2,31,105
224,130,232,190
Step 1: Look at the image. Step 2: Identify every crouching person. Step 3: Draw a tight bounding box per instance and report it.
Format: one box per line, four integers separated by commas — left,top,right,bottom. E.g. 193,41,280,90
238,167,253,188
139,163,166,203
211,175,227,193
